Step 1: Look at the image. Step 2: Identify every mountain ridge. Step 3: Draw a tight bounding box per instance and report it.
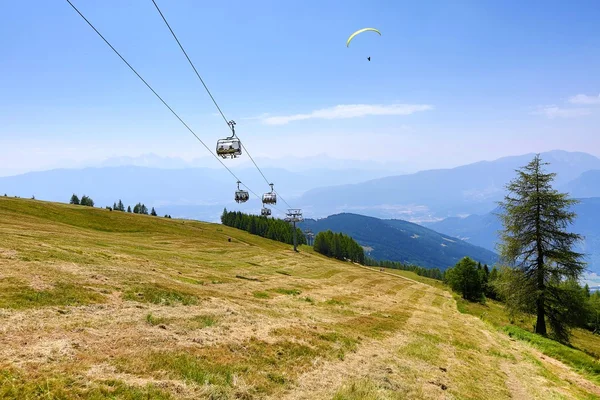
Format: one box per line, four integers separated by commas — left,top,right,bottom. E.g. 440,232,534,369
424,197,600,273
299,212,497,270
2,150,599,223
297,150,600,221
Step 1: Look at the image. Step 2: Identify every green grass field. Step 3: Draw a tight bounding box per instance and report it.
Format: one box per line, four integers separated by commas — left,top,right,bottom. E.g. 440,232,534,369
1,197,599,399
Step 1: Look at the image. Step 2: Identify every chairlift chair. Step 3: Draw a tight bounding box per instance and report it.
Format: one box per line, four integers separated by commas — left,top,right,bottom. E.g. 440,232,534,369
234,181,249,203
261,207,272,217
216,137,241,159
216,120,242,159
262,183,277,205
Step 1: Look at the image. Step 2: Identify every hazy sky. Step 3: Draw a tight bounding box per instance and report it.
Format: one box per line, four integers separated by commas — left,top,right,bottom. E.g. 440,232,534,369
1,0,599,176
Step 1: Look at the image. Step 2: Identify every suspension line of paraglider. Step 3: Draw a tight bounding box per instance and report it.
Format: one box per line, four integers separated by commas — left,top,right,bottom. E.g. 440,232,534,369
64,0,284,212
150,0,294,210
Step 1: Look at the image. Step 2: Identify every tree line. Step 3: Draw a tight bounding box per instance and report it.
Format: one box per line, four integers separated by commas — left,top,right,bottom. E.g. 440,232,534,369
312,231,446,279
444,155,593,343
365,258,445,280
69,194,170,218
313,230,365,264
70,194,95,207
221,209,306,246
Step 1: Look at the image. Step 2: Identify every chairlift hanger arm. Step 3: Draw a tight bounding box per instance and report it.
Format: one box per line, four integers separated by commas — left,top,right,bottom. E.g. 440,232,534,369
228,120,237,138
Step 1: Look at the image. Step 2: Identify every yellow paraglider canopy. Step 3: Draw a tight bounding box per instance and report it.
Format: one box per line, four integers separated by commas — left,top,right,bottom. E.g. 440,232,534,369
346,28,381,47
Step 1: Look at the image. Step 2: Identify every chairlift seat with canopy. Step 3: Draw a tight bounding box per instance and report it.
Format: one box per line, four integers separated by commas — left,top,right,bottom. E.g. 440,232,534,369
234,181,249,203
216,137,241,159
262,183,277,205
261,207,272,217
216,120,242,159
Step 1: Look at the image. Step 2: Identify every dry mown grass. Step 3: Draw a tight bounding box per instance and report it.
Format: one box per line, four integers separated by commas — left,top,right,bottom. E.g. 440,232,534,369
1,197,599,399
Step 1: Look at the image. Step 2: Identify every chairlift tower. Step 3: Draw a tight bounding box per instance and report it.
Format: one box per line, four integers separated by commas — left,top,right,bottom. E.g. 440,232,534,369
284,209,303,252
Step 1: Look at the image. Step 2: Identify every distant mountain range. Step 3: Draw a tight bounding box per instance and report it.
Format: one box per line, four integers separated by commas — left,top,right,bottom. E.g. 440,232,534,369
296,150,600,221
0,166,390,219
564,170,600,198
1,150,599,225
423,197,600,273
63,153,409,174
299,213,497,270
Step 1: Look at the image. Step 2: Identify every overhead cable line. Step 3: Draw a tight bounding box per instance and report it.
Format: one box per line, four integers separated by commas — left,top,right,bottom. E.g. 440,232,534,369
150,0,294,210
64,0,265,203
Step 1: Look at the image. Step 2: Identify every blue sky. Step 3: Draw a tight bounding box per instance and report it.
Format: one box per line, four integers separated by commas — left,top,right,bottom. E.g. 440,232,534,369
1,0,599,175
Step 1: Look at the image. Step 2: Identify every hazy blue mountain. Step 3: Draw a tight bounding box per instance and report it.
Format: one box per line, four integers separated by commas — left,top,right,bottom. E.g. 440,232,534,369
42,153,409,175
299,213,497,270
235,154,409,174
0,165,389,219
99,154,194,169
421,210,502,251
564,170,600,198
297,150,600,221
2,150,598,224
0,167,230,210
424,198,600,273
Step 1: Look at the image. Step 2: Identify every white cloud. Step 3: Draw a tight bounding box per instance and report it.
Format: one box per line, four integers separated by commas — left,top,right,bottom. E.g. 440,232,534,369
260,104,434,125
532,106,592,119
568,93,600,105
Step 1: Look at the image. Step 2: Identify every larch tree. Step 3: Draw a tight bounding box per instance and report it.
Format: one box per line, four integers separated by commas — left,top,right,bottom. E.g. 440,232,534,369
498,154,586,341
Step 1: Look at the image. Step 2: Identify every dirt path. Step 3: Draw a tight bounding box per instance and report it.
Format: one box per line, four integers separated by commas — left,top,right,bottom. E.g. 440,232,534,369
279,275,600,400
534,348,600,397
353,263,427,286
499,361,530,400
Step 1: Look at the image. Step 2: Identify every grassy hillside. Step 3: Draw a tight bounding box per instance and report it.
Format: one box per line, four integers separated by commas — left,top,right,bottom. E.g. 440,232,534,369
0,197,599,399
300,213,497,270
